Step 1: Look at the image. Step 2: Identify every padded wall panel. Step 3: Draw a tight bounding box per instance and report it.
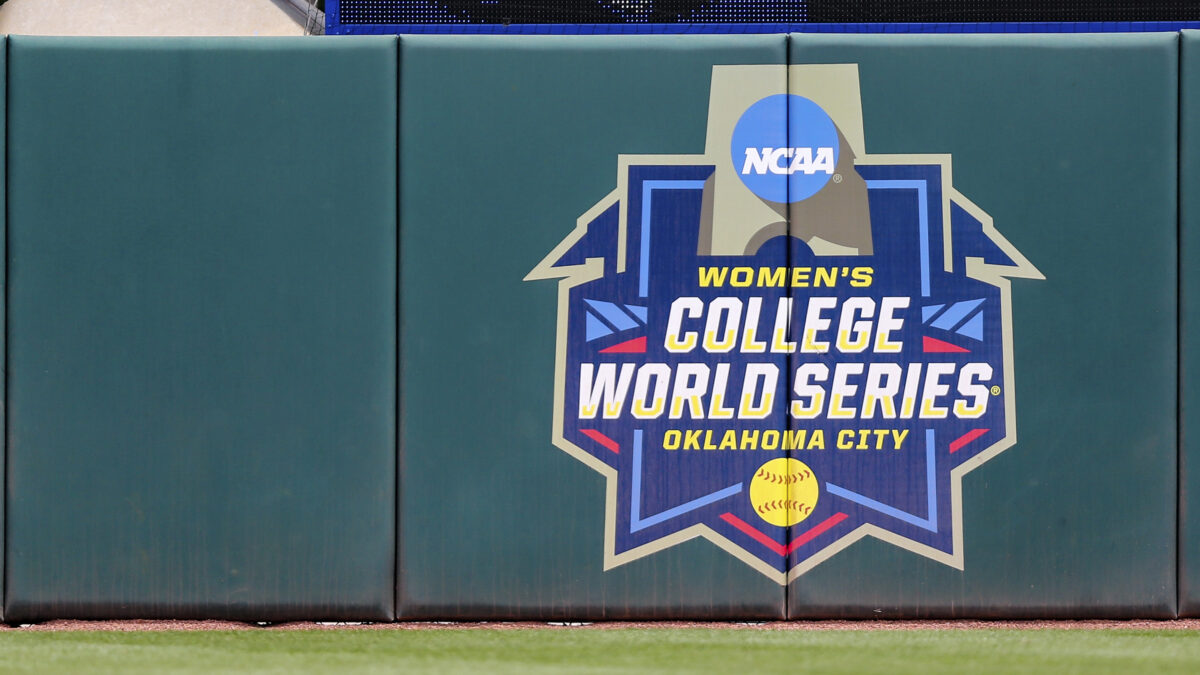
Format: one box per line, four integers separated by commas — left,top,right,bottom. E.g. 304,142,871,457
785,33,1178,618
5,37,398,621
398,35,787,619
0,37,7,623
1181,30,1200,617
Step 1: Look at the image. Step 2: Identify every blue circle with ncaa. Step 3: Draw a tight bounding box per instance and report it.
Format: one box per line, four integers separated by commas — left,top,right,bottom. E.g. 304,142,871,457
730,94,841,203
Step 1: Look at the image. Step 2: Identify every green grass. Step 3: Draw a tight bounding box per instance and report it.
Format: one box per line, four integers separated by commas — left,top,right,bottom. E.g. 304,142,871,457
0,628,1198,674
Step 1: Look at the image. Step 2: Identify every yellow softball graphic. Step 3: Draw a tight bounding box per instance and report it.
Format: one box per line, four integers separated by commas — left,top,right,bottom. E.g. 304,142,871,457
749,457,818,528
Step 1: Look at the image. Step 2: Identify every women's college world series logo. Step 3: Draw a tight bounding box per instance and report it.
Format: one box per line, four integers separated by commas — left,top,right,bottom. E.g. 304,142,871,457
525,64,1042,583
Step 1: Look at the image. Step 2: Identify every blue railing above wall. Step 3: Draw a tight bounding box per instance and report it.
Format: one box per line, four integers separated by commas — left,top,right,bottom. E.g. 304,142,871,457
324,0,1200,35
327,20,1200,35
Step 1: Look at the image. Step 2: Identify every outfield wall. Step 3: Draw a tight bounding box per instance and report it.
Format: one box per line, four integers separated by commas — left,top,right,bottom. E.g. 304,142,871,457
0,33,1193,621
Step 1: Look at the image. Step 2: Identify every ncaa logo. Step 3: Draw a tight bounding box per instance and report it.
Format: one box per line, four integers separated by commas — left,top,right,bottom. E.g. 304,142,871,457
730,94,840,203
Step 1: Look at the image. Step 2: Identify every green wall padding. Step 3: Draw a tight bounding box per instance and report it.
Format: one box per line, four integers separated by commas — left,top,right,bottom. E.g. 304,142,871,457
0,31,1186,621
5,36,398,621
0,36,7,623
1181,29,1200,618
785,33,1178,618
397,35,789,619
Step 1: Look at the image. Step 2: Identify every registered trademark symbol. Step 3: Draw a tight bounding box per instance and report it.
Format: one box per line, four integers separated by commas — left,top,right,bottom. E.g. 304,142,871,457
832,173,843,183
990,386,1002,396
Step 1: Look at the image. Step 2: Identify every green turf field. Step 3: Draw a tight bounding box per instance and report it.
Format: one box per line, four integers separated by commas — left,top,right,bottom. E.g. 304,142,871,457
0,628,1197,674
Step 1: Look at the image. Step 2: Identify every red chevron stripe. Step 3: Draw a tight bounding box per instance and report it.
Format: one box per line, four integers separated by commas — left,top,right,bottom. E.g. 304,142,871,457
949,428,989,453
720,512,850,557
580,429,619,454
923,336,970,353
600,336,647,354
